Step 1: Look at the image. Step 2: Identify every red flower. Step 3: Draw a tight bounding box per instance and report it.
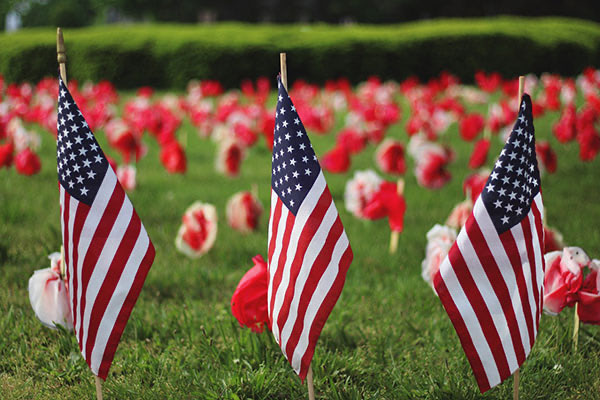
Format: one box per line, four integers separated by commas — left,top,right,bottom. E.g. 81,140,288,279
475,71,502,92
553,104,577,143
575,269,600,325
336,128,366,154
231,254,269,333
226,191,263,233
468,138,491,169
416,151,452,189
321,145,351,173
577,125,600,161
0,142,14,168
176,202,218,258
463,171,488,204
535,141,557,173
375,139,406,175
362,181,406,232
14,148,41,175
160,141,187,174
459,113,485,141
216,139,244,177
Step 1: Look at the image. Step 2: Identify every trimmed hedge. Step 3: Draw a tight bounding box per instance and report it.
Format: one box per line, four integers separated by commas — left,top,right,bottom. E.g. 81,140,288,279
1,17,600,89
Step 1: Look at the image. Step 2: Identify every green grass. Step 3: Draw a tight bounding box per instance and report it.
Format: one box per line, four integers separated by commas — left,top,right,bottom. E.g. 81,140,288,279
1,87,600,399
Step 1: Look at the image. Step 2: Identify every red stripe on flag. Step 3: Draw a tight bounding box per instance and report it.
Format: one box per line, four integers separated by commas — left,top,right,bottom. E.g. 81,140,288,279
298,245,353,381
467,218,527,364
274,189,331,345
97,241,155,379
433,270,490,392
283,216,344,370
84,215,142,362
447,245,511,380
77,184,125,346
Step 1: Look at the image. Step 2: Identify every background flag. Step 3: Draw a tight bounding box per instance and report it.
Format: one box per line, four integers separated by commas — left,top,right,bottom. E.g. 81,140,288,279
268,77,353,380
434,94,544,393
57,77,155,379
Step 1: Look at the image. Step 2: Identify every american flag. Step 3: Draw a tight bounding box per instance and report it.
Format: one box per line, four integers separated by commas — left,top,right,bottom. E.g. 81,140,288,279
434,94,544,393
268,77,353,380
57,77,155,379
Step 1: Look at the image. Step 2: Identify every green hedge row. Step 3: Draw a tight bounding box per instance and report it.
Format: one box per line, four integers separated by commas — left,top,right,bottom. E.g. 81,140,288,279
1,17,600,89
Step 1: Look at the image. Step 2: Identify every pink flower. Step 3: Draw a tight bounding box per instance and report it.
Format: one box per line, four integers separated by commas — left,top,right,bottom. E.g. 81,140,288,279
28,252,73,330
422,224,457,290
543,247,590,315
375,139,406,175
175,202,218,258
446,199,472,229
226,191,263,233
14,148,41,175
116,164,137,192
231,254,269,333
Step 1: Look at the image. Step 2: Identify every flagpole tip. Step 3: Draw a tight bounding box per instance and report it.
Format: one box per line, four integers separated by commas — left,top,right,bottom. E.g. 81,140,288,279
57,27,66,63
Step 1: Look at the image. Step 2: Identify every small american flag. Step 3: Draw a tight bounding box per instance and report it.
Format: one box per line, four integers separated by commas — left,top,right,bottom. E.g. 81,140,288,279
268,77,353,380
434,94,544,393
57,77,155,379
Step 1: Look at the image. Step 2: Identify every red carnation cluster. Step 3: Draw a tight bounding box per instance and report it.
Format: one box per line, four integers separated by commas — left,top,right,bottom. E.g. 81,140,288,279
344,170,405,232
226,190,263,233
175,202,218,258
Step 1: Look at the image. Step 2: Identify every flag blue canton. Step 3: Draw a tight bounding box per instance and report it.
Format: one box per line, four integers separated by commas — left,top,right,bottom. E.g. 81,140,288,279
271,77,320,215
481,94,540,234
56,77,108,205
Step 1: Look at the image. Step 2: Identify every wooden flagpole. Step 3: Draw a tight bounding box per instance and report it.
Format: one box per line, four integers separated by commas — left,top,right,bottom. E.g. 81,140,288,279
389,179,405,253
280,52,316,400
573,303,580,351
57,26,104,400
512,75,525,400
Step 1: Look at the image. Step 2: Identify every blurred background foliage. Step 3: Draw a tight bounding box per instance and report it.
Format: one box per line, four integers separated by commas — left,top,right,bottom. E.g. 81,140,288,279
2,0,600,31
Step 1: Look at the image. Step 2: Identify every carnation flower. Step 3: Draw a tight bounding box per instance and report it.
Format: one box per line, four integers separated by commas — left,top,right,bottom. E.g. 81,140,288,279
175,202,218,258
226,191,263,233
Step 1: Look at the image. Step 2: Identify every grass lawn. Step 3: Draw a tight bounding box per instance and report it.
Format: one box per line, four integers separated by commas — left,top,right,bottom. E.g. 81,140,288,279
1,85,600,399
